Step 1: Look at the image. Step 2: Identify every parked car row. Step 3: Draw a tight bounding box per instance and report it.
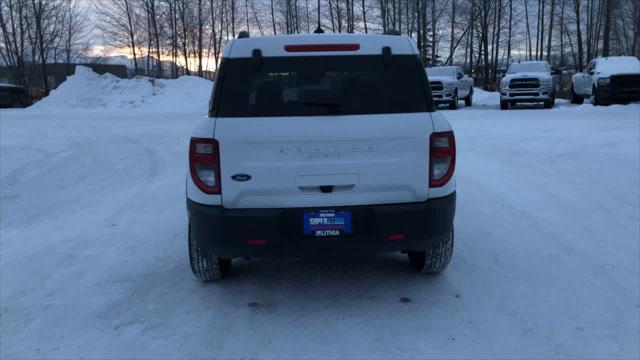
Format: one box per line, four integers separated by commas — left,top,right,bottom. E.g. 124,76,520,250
427,56,640,110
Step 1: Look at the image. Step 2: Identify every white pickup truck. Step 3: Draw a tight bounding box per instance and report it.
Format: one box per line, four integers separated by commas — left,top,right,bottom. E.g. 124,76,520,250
571,56,640,106
186,33,457,281
426,66,474,109
499,60,556,110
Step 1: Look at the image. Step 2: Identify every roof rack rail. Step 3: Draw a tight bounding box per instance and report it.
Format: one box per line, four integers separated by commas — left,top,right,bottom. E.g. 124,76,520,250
237,31,250,39
383,29,401,36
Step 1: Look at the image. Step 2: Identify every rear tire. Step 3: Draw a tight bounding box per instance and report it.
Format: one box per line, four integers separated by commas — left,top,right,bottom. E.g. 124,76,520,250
464,89,473,107
571,85,584,104
407,230,454,274
189,225,231,282
449,90,458,110
500,100,509,110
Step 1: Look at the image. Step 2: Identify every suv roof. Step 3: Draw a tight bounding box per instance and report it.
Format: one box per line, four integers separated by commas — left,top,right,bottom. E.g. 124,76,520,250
224,34,418,58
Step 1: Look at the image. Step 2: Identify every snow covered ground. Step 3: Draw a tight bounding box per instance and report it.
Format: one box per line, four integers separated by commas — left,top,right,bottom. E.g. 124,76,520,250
1,70,639,359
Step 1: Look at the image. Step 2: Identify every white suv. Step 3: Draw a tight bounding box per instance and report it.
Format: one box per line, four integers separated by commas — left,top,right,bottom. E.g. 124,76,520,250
186,33,457,281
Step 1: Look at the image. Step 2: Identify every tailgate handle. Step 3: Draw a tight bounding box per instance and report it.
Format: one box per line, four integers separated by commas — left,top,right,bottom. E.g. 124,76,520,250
298,184,355,193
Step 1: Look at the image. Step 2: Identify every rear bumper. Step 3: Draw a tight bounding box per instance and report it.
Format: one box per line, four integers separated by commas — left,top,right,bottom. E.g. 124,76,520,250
187,192,456,258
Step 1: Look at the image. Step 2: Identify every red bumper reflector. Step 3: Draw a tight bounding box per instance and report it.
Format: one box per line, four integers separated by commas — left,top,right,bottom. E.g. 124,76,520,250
247,239,267,246
284,44,360,52
387,234,406,241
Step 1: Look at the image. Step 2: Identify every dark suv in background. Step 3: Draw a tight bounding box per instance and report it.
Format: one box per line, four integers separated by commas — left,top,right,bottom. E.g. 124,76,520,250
0,84,32,108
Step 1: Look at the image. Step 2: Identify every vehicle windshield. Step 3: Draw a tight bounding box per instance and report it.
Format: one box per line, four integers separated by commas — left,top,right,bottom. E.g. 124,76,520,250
212,55,431,117
507,62,548,74
426,67,456,77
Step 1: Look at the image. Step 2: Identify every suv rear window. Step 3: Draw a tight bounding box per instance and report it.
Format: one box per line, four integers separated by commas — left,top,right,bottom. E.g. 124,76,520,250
211,55,432,117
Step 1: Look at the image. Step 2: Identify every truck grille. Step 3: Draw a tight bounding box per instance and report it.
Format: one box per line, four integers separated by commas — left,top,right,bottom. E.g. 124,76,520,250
509,92,539,97
430,81,443,92
611,74,640,89
509,78,540,89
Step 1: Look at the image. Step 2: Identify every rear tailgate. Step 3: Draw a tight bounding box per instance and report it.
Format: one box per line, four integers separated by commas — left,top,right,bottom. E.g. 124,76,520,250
216,113,433,209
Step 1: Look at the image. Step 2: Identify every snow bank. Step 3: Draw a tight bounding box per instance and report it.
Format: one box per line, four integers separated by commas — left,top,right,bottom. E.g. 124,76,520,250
472,87,500,106
29,66,213,114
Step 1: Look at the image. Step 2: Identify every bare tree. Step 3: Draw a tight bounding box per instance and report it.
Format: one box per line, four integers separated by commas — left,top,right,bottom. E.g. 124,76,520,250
449,0,455,64
572,0,585,70
270,0,276,34
602,0,612,56
140,0,163,77
95,0,142,74
30,0,65,95
546,0,556,61
18,0,638,86
506,0,512,64
525,0,533,59
62,0,89,68
0,0,32,86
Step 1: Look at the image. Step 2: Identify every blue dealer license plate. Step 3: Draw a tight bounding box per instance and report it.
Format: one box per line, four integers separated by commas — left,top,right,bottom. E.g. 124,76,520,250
303,210,352,237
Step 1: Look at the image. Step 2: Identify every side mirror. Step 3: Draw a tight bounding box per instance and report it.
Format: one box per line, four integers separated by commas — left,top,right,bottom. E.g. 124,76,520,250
588,70,595,76
551,69,561,76
457,73,463,80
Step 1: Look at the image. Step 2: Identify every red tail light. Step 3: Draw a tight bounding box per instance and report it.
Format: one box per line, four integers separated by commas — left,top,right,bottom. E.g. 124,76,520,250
284,44,360,52
429,131,456,187
189,137,221,194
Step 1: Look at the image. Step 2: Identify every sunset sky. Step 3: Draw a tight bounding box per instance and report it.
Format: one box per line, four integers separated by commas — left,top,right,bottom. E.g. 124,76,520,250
77,0,221,71
78,0,106,53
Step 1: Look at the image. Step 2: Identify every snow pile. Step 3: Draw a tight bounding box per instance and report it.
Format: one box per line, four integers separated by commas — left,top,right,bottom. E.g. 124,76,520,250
472,87,500,106
29,66,213,113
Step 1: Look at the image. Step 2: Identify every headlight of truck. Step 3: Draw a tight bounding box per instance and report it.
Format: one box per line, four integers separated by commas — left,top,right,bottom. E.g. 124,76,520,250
443,81,455,89
540,78,552,86
597,77,610,86
500,79,509,88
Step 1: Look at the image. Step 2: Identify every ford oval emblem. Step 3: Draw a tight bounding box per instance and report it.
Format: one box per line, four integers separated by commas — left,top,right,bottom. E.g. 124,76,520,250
231,174,251,182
